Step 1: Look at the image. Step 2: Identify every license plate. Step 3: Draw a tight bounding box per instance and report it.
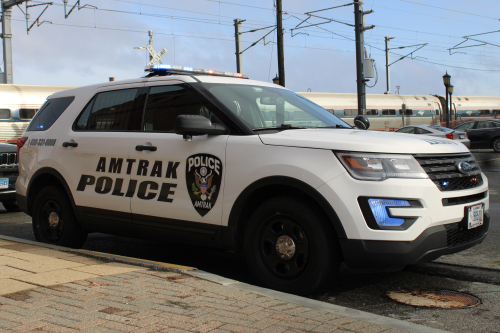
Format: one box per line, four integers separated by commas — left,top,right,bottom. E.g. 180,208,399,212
468,204,484,229
459,134,465,139
0,178,8,189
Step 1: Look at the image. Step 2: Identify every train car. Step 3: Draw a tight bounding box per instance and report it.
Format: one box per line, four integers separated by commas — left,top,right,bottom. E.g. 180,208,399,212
0,84,74,142
298,92,443,130
436,95,500,123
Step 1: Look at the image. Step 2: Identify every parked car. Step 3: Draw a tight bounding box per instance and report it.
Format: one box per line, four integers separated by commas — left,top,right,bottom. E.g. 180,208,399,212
453,119,500,152
394,124,470,148
0,142,19,211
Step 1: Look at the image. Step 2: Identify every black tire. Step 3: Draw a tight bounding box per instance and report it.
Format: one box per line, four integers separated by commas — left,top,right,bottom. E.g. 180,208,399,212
244,196,341,295
2,200,19,212
32,186,87,248
493,138,500,152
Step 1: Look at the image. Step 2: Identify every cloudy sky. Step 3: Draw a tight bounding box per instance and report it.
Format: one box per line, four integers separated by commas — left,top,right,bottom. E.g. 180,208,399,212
3,0,500,96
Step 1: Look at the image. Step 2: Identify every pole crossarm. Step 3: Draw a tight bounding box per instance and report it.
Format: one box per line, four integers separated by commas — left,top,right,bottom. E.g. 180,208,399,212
240,25,275,35
63,0,97,19
305,3,354,15
240,27,276,54
448,30,500,54
17,2,53,34
389,43,427,67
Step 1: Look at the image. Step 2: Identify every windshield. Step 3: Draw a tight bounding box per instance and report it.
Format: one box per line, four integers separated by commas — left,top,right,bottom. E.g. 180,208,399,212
203,83,351,130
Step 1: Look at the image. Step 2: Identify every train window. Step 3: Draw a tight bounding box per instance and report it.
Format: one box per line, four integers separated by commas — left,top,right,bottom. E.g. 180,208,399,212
399,109,413,116
366,109,378,116
0,109,11,119
478,110,490,115
19,108,37,119
325,109,335,115
382,109,396,116
435,110,440,115
493,110,500,114
344,109,358,116
27,97,75,131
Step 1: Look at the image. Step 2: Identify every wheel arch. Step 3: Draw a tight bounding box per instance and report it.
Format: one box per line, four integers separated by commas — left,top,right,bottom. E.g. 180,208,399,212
223,176,347,253
26,167,77,217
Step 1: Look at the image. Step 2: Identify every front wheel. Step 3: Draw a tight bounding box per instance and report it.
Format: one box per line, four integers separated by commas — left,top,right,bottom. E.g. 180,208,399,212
244,196,341,295
32,186,87,248
493,138,500,152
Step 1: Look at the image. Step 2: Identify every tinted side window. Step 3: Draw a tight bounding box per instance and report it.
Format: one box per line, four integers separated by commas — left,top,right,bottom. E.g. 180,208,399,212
396,127,414,133
75,88,141,131
20,109,37,119
415,128,431,134
478,121,494,129
143,85,210,132
27,97,75,131
0,109,11,119
455,122,475,130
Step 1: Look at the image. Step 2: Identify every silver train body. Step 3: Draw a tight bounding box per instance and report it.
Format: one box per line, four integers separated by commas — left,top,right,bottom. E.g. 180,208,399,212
0,85,74,142
298,92,500,130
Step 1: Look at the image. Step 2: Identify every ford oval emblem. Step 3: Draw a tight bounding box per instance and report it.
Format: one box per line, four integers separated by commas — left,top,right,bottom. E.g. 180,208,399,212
457,161,472,174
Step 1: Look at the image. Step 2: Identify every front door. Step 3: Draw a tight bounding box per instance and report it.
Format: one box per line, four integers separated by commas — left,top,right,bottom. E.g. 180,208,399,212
128,82,228,246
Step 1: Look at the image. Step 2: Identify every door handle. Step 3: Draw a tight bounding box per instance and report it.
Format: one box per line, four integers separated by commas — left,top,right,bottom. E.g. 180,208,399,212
62,142,78,148
135,145,157,152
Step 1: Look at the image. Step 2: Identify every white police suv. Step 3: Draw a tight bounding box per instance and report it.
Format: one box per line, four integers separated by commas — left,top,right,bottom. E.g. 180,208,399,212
16,65,489,295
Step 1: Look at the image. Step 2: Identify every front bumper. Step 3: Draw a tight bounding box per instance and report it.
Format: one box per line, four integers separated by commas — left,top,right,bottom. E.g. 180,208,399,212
340,211,489,270
0,189,17,202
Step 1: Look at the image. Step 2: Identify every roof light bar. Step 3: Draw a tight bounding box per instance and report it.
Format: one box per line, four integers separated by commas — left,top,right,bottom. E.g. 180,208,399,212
145,64,248,79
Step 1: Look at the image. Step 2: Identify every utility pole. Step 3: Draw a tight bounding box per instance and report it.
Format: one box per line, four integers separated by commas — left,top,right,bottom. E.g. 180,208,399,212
234,18,243,73
353,0,373,115
276,0,285,87
385,36,394,94
1,0,18,84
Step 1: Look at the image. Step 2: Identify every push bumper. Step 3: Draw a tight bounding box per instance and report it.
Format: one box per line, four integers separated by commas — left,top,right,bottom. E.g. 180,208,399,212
341,211,490,270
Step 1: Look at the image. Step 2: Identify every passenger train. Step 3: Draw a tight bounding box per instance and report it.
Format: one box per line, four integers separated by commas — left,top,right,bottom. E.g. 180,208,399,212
1,84,499,141
298,92,500,130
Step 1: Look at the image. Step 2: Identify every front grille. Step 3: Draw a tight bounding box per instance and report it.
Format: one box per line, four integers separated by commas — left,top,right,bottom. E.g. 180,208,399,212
445,223,485,247
442,191,487,206
0,153,17,166
414,153,483,191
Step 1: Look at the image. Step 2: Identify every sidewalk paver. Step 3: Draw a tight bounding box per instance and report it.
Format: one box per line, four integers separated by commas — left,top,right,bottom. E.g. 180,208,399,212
0,237,442,333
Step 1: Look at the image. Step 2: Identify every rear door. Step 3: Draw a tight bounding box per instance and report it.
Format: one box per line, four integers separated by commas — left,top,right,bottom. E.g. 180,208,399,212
471,121,495,148
53,84,145,235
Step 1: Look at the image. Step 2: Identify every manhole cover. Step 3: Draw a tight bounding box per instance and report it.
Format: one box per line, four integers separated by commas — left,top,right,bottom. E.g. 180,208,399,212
385,289,481,309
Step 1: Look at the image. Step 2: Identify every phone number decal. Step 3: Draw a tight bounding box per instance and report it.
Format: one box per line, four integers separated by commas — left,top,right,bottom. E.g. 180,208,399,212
27,139,57,147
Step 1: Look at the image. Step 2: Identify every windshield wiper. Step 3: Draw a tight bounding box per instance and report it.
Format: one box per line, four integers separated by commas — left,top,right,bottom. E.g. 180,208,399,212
252,124,306,132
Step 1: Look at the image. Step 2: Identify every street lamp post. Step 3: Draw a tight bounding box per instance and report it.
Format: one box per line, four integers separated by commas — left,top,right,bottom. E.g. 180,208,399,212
443,72,451,128
448,84,454,123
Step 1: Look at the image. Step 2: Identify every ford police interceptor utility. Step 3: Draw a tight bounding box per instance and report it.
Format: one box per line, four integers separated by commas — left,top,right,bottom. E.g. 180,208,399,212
16,64,489,295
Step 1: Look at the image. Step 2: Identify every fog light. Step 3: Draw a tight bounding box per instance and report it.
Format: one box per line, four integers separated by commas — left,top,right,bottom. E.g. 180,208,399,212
368,198,410,227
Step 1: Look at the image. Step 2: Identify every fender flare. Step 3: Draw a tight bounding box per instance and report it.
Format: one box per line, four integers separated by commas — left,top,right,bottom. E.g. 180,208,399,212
26,167,77,215
223,176,347,251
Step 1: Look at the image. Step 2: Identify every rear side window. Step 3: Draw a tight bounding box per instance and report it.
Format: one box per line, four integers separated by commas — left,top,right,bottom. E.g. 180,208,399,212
20,108,37,119
0,109,11,119
74,88,141,131
27,97,75,131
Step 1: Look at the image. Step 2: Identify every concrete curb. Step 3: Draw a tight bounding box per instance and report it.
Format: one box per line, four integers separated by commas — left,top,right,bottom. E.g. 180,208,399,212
0,235,451,333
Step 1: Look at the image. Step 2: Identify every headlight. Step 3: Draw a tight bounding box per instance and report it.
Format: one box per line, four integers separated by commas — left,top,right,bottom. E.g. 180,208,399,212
336,152,428,181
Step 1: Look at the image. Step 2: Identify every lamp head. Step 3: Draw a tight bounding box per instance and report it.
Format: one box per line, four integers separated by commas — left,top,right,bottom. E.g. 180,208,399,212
443,71,451,86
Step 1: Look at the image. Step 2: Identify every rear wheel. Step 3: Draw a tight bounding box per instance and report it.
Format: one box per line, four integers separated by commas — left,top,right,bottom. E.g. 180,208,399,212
244,196,341,295
32,186,87,248
2,200,19,212
493,138,500,152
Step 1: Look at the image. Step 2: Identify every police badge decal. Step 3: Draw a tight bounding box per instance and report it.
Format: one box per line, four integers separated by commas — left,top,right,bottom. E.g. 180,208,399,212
186,154,223,216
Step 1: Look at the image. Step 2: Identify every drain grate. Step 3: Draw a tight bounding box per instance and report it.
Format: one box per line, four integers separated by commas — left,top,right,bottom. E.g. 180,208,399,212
385,289,481,309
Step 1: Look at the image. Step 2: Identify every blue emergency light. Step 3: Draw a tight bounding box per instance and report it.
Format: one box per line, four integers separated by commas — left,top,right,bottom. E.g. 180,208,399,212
146,64,248,79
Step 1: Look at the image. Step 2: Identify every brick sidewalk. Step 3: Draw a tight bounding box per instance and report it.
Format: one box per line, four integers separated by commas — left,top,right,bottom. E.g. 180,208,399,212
0,239,409,333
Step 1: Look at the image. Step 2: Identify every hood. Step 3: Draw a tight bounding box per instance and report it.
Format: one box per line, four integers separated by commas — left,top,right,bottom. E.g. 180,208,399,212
258,129,469,154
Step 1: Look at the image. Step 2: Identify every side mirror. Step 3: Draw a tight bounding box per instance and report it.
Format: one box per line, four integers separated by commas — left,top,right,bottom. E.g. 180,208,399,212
174,115,228,141
354,115,370,130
